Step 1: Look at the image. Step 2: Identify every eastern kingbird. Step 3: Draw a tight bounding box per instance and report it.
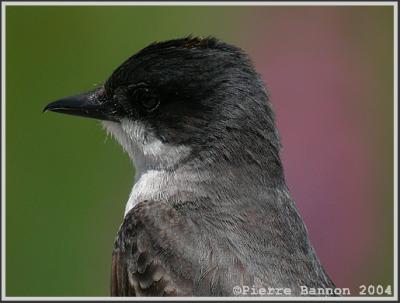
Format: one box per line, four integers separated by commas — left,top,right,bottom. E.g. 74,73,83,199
44,36,335,296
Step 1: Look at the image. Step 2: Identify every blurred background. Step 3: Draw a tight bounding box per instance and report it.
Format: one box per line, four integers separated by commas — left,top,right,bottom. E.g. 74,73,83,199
5,5,394,297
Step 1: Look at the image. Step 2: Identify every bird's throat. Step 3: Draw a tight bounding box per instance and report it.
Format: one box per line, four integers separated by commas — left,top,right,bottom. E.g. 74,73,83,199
102,119,194,216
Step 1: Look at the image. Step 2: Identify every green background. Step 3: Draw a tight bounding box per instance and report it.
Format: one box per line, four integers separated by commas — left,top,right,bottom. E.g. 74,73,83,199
5,5,394,297
6,6,247,296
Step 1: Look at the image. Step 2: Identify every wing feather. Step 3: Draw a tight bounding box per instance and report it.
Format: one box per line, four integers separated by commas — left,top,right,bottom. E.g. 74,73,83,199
111,200,194,296
111,200,255,296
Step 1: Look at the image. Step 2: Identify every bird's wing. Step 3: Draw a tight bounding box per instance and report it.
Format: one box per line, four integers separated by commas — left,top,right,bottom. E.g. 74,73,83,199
111,200,203,296
111,196,336,296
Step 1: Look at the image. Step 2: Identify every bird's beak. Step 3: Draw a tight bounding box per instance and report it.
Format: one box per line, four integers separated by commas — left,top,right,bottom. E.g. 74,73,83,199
43,89,119,122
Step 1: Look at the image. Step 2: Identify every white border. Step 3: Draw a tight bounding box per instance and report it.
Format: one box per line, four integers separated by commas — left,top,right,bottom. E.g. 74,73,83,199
393,2,398,301
1,1,398,301
0,296,398,301
0,1,398,5
1,0,5,300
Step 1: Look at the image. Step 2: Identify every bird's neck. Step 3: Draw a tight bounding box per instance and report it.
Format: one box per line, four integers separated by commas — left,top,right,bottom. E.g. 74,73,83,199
102,119,195,215
102,119,285,217
125,146,285,216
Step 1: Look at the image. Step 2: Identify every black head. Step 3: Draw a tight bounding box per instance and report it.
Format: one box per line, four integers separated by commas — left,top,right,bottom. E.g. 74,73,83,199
45,36,281,161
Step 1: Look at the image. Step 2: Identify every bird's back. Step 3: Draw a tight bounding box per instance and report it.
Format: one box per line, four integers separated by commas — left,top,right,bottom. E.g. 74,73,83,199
111,185,335,296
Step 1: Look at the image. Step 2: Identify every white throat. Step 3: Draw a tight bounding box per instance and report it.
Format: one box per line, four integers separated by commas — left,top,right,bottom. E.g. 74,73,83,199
102,119,191,216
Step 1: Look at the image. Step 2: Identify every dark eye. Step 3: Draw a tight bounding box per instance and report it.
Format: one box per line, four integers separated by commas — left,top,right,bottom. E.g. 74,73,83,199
131,86,160,112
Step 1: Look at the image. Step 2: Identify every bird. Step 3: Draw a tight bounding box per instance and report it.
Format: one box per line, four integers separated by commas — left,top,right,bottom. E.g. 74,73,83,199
44,36,335,297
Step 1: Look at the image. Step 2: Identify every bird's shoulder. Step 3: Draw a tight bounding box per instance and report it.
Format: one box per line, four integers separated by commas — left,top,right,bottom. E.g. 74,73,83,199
111,199,254,296
111,199,200,296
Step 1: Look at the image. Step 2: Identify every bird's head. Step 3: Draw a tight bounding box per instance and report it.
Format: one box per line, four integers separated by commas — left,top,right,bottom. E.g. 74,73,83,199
45,36,281,174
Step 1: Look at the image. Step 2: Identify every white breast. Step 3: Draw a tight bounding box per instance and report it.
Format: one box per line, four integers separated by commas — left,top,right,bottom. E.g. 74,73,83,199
124,169,169,215
102,119,191,216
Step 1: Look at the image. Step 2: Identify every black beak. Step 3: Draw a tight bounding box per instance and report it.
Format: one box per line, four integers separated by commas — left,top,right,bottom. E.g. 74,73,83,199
43,90,118,122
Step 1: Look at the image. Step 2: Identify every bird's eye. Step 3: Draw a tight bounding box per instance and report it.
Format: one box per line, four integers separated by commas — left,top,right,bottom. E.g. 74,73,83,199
131,86,160,112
